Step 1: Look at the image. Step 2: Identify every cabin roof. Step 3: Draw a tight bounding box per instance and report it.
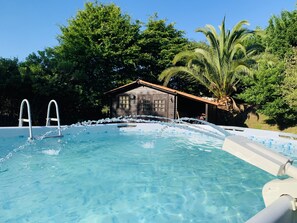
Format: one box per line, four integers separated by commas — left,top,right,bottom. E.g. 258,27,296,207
106,79,218,106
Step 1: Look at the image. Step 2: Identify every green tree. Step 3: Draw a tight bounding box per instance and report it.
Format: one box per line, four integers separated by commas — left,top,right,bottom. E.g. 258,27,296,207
6,3,193,124
238,8,297,128
0,58,31,125
20,48,79,124
138,15,190,83
237,56,297,127
159,18,256,110
265,10,297,58
57,2,141,119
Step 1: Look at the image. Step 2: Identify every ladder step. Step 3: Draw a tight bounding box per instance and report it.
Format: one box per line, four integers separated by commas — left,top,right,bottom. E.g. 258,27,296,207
49,118,58,121
21,118,30,122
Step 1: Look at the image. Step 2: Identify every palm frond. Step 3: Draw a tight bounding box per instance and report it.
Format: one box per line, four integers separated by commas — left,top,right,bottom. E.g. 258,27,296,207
229,43,246,61
159,18,257,105
159,66,195,86
172,51,197,65
196,26,219,52
234,64,251,75
219,17,226,61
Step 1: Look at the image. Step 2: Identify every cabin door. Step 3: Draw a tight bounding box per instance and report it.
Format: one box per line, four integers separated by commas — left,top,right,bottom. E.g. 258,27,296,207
137,95,153,116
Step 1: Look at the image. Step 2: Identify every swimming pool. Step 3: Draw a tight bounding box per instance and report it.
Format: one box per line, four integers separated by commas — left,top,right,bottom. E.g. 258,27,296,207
0,122,295,222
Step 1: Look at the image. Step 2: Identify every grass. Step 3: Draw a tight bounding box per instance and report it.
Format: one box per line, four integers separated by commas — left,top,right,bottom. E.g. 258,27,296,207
244,113,297,134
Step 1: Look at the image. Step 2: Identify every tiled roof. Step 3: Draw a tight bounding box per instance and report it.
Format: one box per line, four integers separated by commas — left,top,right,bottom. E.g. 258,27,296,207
106,79,218,106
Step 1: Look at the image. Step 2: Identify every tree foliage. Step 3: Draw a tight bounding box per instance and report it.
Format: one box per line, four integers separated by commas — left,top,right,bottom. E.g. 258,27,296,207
0,58,31,125
237,55,297,127
138,15,190,82
238,54,297,127
265,10,297,58
159,18,257,110
57,2,141,119
0,2,191,125
237,8,297,128
19,48,81,124
282,48,297,110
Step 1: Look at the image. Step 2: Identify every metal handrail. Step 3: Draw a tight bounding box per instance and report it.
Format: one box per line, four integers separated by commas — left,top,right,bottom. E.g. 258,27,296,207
46,100,62,137
18,99,33,140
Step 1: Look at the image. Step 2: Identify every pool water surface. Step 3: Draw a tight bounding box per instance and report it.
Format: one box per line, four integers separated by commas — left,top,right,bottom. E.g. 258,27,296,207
0,124,276,222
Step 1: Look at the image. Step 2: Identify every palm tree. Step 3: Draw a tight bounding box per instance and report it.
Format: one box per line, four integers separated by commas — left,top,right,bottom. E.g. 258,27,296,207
159,18,256,110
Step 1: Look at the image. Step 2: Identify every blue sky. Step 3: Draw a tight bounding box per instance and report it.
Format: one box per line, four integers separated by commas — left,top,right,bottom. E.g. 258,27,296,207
0,0,296,61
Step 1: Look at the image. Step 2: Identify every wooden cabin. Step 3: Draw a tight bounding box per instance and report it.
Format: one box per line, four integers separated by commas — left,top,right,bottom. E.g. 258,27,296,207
105,79,219,123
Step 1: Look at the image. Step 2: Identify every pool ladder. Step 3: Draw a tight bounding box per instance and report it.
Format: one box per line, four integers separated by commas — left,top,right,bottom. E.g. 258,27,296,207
18,99,33,140
18,99,62,139
46,100,62,137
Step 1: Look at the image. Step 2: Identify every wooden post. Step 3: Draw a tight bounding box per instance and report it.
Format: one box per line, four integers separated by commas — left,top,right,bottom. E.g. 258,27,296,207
205,103,209,121
173,95,177,119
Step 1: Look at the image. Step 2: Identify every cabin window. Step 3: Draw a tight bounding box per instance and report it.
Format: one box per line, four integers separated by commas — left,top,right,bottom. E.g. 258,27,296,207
119,95,130,109
140,99,151,112
154,100,165,112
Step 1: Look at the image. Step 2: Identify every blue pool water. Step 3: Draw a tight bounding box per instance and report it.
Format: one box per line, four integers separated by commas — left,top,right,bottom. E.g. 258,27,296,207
0,124,282,222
